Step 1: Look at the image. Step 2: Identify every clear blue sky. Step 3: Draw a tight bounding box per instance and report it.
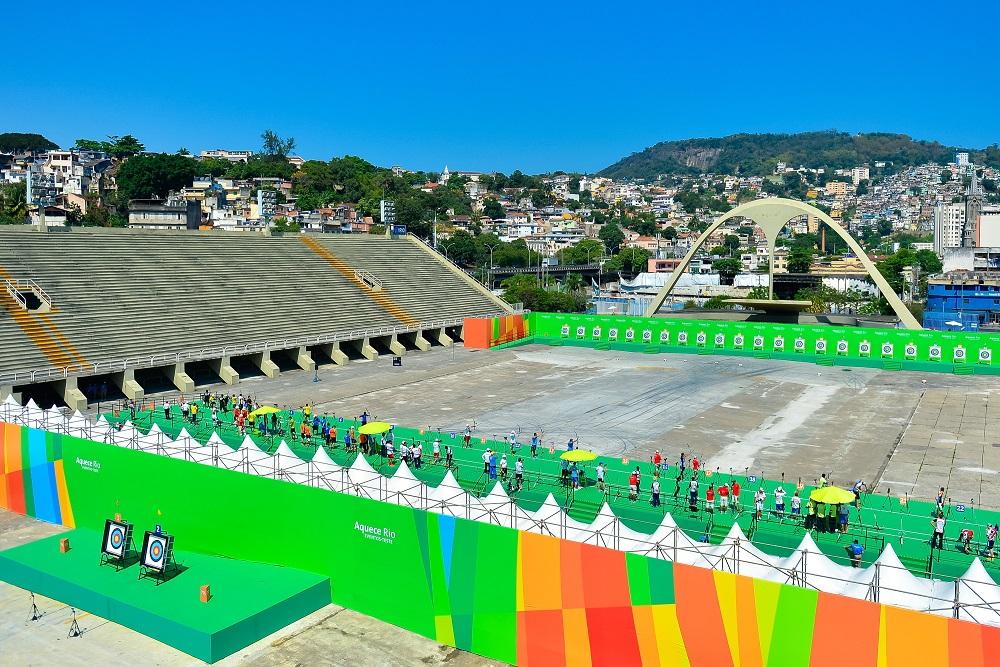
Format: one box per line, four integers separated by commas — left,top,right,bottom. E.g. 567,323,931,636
3,1,998,174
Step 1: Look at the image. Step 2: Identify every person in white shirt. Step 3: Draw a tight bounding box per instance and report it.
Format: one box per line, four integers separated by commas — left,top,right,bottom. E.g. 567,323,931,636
514,458,524,490
774,486,786,515
755,488,765,520
386,441,395,465
791,491,802,516
500,454,508,480
596,463,606,492
163,399,172,420
432,439,441,463
651,478,661,507
400,441,409,463
482,449,491,474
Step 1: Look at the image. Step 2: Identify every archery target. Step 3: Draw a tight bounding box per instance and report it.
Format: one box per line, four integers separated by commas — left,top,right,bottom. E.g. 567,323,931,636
836,340,849,355
929,345,942,360
980,348,992,364
141,531,170,571
592,326,601,339
659,329,669,343
608,327,618,341
753,335,764,349
696,332,707,346
678,331,688,344
794,337,805,352
625,328,635,341
905,344,917,358
560,324,569,337
714,333,725,347
773,336,784,350
576,326,585,338
859,341,871,356
734,334,745,348
642,329,652,342
881,342,893,357
815,339,827,353
102,519,129,559
954,346,966,361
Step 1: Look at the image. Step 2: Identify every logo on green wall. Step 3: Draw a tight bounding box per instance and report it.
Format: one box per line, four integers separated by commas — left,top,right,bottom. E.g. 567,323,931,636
354,521,396,545
75,457,101,473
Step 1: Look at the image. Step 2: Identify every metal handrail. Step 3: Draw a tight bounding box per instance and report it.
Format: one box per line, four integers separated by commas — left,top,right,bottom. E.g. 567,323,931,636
3,279,27,310
353,268,383,291
0,312,517,384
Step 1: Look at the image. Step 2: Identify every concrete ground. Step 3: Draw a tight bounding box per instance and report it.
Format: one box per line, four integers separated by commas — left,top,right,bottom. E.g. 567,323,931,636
8,342,1000,664
0,509,502,666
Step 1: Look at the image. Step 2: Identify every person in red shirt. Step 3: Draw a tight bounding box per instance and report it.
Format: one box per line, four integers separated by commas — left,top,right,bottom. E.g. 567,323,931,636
692,456,700,473
718,482,729,512
705,484,715,512
653,450,662,469
732,480,741,510
628,473,638,502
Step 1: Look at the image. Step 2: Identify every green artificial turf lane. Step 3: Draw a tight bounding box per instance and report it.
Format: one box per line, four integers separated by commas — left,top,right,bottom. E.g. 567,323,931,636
103,402,1000,583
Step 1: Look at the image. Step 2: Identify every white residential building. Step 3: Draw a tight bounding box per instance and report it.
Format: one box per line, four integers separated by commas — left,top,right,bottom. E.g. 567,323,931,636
934,202,966,254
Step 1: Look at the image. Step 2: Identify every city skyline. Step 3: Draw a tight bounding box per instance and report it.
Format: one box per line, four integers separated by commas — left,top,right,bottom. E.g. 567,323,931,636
4,1,1000,173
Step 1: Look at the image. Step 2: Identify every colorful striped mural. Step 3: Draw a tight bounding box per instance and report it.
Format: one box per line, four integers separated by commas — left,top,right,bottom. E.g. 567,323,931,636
0,422,74,527
2,422,1000,665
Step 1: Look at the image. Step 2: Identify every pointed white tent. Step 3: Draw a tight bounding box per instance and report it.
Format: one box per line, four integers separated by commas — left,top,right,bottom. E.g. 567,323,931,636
273,441,309,485
386,461,426,508
426,470,471,517
66,410,91,438
347,454,383,499
954,558,1000,626
870,544,935,612
190,432,224,466
243,438,275,477
525,493,565,536
309,447,345,493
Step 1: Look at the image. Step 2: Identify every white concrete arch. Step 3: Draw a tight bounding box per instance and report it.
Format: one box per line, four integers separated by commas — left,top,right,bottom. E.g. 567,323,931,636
643,197,921,329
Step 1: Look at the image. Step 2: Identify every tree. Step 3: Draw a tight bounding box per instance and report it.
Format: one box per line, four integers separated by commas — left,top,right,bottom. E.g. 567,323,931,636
261,129,295,158
787,247,813,273
562,238,605,265
115,153,200,205
606,247,650,273
0,182,28,224
598,222,625,253
747,285,770,299
703,295,734,310
564,272,583,292
940,168,952,183
105,135,145,158
723,234,741,255
661,226,677,241
483,198,505,219
713,258,742,285
0,133,58,153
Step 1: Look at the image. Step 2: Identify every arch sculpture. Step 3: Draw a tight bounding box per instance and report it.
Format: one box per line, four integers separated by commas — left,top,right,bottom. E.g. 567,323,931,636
643,197,921,329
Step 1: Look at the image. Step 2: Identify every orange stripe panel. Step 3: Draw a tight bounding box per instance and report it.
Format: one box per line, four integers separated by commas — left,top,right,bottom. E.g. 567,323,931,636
734,575,763,667
518,610,565,667
809,592,880,667
53,459,74,528
673,564,734,667
560,538,586,609
631,605,660,666
563,608,592,666
883,606,948,667
3,423,22,473
949,617,984,667
520,531,562,611
581,544,631,609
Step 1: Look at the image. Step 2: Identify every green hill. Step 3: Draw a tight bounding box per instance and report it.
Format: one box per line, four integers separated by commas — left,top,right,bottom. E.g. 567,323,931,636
0,132,59,153
598,131,1000,179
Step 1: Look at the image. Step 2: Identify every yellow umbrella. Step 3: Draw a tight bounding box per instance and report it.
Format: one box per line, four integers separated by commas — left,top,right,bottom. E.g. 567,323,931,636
809,486,855,504
358,421,392,435
248,406,282,418
560,449,598,462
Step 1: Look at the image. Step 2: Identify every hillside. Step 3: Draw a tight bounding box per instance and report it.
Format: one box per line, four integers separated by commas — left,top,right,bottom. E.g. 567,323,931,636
598,131,1000,179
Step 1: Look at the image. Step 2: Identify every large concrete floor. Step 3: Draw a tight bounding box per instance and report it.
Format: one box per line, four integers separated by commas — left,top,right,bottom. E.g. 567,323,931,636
134,343,998,508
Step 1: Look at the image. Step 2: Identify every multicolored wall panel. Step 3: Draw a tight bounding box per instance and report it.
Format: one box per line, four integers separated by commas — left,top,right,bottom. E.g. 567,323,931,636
0,422,74,527
3,423,1000,665
464,314,529,349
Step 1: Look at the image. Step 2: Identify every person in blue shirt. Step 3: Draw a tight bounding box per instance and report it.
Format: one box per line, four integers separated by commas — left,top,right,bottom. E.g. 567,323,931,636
530,433,539,458
570,463,580,489
567,438,575,451
561,458,569,486
488,452,497,480
846,539,864,567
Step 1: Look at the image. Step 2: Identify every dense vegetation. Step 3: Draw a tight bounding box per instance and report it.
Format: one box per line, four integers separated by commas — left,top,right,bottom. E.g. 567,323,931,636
0,132,59,153
599,131,1000,180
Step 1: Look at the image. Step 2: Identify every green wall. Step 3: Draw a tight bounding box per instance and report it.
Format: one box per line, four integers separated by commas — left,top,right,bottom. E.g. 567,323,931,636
529,312,1000,373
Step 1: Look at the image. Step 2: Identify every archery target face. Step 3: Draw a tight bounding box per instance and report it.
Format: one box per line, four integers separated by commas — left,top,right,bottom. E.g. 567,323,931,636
103,520,128,558
142,532,168,571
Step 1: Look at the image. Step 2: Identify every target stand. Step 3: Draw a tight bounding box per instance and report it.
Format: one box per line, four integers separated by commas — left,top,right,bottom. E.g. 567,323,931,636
99,518,137,571
138,529,179,585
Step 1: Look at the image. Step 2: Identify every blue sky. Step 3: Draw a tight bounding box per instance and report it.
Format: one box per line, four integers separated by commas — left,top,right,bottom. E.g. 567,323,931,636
3,1,998,174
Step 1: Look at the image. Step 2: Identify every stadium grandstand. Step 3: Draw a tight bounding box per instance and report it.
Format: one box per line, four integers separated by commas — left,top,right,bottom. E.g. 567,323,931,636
0,228,513,410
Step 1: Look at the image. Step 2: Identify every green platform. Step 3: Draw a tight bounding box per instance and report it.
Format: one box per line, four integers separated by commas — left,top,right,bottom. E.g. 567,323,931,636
0,529,330,663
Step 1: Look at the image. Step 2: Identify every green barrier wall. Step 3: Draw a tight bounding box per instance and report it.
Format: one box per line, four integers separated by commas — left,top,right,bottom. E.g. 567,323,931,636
529,312,1000,374
5,426,1000,665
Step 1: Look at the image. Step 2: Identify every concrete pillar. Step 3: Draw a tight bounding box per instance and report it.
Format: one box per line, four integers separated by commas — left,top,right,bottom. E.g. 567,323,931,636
208,356,239,385
414,332,431,351
61,377,87,412
435,327,453,347
327,342,349,366
170,362,194,393
360,338,378,361
0,384,16,405
295,346,316,372
256,351,280,379
389,334,406,356
114,368,145,401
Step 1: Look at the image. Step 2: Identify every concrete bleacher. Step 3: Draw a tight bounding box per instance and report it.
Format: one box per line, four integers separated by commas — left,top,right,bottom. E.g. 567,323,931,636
0,227,510,407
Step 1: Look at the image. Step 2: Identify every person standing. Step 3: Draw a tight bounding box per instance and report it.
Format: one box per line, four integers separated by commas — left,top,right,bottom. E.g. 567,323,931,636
488,451,497,480
181,400,190,422
987,524,997,561
482,448,491,475
432,438,441,464
445,443,454,468
570,463,579,489
629,472,639,502
463,426,472,448
705,484,715,512
774,485,786,516
679,452,687,477
931,513,946,549
567,437,575,451
688,476,699,511
754,488,765,520
596,462,605,492
718,482,729,512
164,399,172,421
530,432,539,458
500,454,509,481
190,402,199,424
651,477,661,508
732,480,741,510
791,491,802,517
515,457,524,490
